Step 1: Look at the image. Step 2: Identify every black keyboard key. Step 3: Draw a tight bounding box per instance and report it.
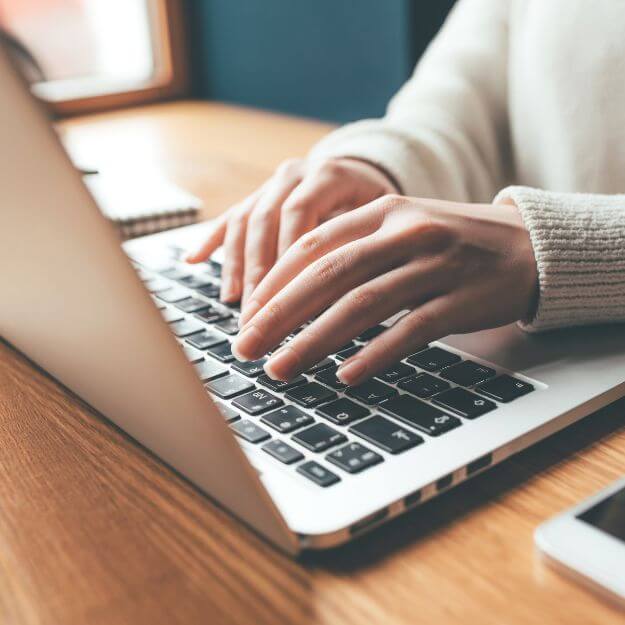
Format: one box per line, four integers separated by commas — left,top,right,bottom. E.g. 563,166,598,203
194,359,228,381
379,395,462,436
262,439,304,464
230,419,271,443
185,330,228,350
161,307,183,323
440,360,496,386
196,284,221,299
397,373,451,398
433,387,497,419
232,389,283,415
376,362,416,384
346,379,397,405
261,405,314,433
169,318,204,337
206,374,255,399
286,382,337,408
356,325,386,342
175,297,211,314
316,398,370,426
306,358,335,374
214,317,240,335
326,442,383,474
314,367,347,390
156,287,190,303
231,358,267,377
337,340,356,352
476,374,534,402
257,374,307,392
407,347,461,371
335,345,362,361
292,423,347,452
178,274,214,289
214,402,240,422
349,415,423,454
195,308,231,324
297,461,340,487
206,341,235,363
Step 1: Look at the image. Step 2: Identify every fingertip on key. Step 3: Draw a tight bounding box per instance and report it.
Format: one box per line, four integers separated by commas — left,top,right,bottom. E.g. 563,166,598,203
337,358,367,386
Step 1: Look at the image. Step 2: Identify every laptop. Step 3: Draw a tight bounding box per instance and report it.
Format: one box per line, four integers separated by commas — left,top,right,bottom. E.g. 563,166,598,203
2,45,625,556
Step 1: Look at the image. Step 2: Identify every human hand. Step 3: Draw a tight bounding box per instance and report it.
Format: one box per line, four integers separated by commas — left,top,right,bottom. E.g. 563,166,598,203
185,157,397,306
232,195,538,386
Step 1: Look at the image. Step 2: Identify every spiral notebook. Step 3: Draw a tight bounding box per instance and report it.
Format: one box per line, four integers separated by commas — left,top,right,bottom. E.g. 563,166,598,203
84,172,202,239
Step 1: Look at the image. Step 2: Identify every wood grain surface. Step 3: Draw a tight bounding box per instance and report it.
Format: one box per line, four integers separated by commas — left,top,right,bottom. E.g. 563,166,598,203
1,101,624,625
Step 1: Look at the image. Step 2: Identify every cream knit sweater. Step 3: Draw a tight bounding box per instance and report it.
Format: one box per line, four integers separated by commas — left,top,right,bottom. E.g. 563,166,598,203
310,0,625,332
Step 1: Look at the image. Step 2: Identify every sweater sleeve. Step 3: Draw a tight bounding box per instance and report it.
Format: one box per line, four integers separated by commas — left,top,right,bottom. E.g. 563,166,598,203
309,0,511,203
495,186,625,332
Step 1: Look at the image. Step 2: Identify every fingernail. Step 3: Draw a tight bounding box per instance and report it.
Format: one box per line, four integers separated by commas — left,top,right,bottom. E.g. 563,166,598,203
232,324,263,361
337,358,366,385
239,299,261,327
265,346,301,381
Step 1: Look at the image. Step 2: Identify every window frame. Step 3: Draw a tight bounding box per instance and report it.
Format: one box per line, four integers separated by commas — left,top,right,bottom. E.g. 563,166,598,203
34,0,189,117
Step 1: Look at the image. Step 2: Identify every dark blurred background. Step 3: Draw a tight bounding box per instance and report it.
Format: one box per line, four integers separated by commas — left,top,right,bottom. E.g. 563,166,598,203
187,1,455,122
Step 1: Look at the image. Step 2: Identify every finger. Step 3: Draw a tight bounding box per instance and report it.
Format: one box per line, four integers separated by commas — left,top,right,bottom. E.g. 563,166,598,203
241,175,302,308
263,260,445,380
233,233,408,361
336,295,461,386
220,208,250,302
184,214,228,263
276,164,353,257
238,202,384,327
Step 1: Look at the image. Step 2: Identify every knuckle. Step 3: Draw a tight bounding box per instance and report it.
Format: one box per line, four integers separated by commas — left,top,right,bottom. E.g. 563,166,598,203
408,308,439,336
281,195,310,215
317,159,344,177
275,158,303,179
297,230,323,255
348,284,381,311
312,254,345,283
264,300,284,325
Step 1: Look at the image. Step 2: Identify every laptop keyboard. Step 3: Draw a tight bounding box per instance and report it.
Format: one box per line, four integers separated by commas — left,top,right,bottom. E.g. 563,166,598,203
131,246,535,489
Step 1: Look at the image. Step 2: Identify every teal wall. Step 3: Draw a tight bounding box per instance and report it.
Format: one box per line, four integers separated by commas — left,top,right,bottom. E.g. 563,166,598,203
187,1,454,123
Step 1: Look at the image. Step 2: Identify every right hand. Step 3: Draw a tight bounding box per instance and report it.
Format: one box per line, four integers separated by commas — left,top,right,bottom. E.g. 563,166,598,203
185,157,398,313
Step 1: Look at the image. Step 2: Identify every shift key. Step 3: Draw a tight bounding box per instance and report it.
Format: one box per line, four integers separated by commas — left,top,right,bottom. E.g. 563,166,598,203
349,415,423,454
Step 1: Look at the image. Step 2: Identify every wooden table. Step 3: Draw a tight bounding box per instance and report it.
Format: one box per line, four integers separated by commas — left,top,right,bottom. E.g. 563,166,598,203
1,101,624,625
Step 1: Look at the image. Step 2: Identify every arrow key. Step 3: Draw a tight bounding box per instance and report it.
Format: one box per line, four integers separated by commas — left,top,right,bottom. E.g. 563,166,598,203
432,387,497,419
326,442,383,474
380,394,461,436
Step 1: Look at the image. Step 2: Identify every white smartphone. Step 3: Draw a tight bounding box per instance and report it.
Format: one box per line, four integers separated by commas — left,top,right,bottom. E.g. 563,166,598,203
535,476,625,606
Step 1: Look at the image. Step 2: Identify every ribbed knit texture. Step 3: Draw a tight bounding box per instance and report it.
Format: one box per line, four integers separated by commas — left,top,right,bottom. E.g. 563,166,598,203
495,187,625,331
308,0,625,333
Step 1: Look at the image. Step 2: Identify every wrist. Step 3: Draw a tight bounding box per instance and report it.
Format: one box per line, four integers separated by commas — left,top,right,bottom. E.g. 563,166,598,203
332,156,402,194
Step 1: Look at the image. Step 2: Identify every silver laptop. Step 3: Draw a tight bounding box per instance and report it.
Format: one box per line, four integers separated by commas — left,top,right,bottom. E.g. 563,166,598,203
2,45,625,555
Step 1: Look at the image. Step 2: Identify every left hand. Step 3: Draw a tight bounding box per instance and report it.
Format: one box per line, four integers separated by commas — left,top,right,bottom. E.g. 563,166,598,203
232,194,538,386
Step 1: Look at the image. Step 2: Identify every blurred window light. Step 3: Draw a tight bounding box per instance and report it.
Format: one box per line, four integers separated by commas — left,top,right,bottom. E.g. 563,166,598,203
0,0,160,101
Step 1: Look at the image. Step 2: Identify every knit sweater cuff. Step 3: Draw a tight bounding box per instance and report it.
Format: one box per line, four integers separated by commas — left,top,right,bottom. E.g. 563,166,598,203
308,122,428,197
495,186,625,332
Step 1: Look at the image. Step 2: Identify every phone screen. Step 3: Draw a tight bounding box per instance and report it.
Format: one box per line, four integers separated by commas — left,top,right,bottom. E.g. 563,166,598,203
578,485,625,542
